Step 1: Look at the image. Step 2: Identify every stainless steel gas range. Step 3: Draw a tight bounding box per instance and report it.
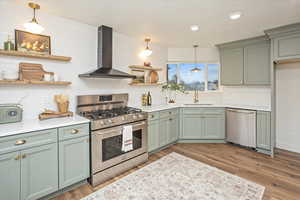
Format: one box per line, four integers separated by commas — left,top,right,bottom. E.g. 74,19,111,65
77,94,148,186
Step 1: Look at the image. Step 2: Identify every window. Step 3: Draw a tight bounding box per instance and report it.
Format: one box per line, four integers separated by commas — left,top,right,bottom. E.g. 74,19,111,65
167,63,220,91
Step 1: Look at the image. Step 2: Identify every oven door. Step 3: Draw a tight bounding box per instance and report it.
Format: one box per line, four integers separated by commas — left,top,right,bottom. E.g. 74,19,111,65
92,120,147,173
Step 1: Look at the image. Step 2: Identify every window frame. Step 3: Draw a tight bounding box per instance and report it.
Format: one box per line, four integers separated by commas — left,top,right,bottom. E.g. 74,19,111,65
166,62,221,92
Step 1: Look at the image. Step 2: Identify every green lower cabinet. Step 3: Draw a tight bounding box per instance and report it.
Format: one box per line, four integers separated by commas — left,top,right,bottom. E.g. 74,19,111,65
159,117,169,147
182,114,203,139
202,114,225,139
168,116,179,143
256,111,271,150
21,143,58,200
181,109,225,140
0,152,21,200
59,136,90,189
148,120,160,152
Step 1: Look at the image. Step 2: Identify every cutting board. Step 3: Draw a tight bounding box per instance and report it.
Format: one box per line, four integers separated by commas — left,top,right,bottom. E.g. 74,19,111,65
19,62,54,81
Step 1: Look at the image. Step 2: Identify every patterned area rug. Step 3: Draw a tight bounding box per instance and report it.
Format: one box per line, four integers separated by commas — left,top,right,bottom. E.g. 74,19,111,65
82,152,265,200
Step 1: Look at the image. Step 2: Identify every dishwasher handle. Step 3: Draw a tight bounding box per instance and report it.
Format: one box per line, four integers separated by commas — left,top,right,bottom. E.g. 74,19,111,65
227,109,256,114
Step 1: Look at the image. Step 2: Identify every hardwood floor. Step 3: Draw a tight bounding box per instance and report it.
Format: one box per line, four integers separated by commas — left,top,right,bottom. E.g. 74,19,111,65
51,143,300,200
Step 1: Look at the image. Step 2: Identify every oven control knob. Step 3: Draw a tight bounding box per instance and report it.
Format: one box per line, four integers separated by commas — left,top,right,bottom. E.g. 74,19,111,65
121,117,126,121
100,121,105,125
108,119,113,124
133,115,137,120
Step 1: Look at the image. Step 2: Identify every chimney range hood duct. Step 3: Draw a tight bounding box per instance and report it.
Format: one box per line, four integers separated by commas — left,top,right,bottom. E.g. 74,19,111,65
79,25,136,79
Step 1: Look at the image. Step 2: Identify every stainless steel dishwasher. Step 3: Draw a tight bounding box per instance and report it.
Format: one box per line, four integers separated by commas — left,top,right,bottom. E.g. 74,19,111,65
226,109,256,148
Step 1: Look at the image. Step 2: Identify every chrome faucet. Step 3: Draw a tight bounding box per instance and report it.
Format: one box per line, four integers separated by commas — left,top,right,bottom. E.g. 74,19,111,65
193,89,199,103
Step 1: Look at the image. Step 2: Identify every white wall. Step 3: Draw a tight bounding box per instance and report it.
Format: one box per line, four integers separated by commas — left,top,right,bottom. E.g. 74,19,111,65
0,2,167,120
168,47,271,107
276,62,300,153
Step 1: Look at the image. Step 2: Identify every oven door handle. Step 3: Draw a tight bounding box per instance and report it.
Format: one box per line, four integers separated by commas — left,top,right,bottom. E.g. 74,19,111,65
93,120,146,136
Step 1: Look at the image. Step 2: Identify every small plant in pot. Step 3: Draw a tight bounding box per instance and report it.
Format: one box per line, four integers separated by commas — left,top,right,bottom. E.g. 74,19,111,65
162,83,187,104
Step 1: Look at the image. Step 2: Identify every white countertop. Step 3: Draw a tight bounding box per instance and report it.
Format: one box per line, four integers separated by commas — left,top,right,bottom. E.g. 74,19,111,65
139,104,271,112
0,115,90,138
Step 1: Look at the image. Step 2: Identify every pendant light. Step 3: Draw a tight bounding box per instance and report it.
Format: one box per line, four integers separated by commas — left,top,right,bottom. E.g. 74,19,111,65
140,37,152,57
191,45,201,72
24,2,44,34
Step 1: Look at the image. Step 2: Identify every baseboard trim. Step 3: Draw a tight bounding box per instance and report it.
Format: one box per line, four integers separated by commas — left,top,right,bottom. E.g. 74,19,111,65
178,139,226,143
40,180,88,200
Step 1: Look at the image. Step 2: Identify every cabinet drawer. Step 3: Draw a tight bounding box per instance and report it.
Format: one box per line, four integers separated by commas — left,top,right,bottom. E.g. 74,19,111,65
183,108,225,115
58,123,89,141
160,109,179,118
148,112,159,121
0,129,57,155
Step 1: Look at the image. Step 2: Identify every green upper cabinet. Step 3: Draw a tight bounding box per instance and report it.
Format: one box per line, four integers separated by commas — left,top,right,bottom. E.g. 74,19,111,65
265,23,300,62
217,36,271,86
256,111,271,151
244,42,270,85
21,143,58,200
220,47,244,85
59,136,90,189
0,152,21,200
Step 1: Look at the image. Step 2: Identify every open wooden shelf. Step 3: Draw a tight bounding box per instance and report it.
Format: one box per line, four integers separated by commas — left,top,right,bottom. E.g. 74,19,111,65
129,65,162,71
0,49,72,62
129,82,163,86
0,80,71,86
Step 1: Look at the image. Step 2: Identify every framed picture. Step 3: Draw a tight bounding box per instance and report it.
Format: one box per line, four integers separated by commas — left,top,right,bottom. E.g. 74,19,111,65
15,30,51,55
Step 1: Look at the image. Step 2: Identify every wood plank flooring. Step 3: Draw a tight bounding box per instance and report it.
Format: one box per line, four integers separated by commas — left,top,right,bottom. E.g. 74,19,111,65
51,143,300,200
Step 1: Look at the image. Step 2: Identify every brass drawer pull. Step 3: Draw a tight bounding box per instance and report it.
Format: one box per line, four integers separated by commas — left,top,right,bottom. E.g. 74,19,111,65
15,155,21,160
169,118,173,121
15,140,26,145
22,154,26,159
71,129,79,134
150,115,155,118
169,112,172,114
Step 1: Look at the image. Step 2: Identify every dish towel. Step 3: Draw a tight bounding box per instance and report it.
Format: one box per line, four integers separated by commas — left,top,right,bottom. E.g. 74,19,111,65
122,125,133,152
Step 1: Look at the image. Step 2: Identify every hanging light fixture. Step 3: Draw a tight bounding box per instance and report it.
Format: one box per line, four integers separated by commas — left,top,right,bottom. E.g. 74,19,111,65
24,2,44,34
140,37,152,57
191,45,201,72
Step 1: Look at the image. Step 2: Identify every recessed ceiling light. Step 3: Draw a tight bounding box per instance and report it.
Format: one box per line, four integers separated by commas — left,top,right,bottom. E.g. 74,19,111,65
229,12,242,20
190,25,199,31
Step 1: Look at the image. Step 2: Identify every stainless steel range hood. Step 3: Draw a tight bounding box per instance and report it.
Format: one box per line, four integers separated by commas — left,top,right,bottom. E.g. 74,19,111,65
79,26,136,79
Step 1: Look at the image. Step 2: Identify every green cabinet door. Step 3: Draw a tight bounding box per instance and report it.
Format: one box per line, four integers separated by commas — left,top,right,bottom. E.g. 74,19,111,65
244,42,270,85
159,117,169,147
202,114,225,139
182,114,203,139
21,143,58,200
148,120,160,152
0,152,21,200
59,136,90,189
168,116,179,143
274,34,300,60
220,48,244,85
256,111,271,150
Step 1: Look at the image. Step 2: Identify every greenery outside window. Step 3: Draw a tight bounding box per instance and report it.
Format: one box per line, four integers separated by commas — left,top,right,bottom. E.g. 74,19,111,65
167,63,220,91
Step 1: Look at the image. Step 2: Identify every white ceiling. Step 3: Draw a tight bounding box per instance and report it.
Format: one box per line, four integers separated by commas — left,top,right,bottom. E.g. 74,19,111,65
13,0,300,47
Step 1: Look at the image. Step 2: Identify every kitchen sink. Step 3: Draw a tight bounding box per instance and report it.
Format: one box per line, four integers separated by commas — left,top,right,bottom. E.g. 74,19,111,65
184,103,213,106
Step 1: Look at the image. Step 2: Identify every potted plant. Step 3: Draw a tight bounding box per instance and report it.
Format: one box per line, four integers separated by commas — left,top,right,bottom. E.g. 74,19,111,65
162,82,187,104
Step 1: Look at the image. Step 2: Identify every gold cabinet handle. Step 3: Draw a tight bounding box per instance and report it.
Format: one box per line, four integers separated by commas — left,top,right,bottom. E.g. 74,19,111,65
169,112,172,114
22,154,26,159
15,140,26,145
15,155,21,160
169,118,173,121
71,129,79,134
150,115,154,118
